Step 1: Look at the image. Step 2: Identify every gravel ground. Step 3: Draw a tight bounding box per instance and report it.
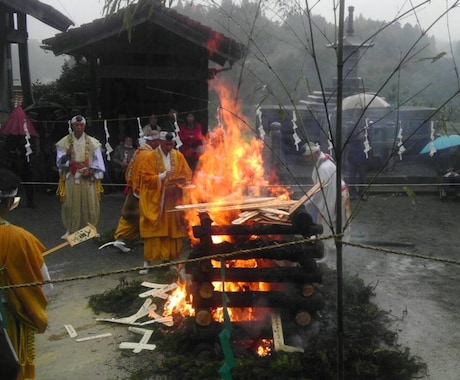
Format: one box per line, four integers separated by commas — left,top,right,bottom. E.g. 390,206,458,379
7,188,460,380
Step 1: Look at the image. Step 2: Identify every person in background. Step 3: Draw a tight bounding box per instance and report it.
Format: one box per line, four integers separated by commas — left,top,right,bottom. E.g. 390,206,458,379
112,136,135,183
0,169,52,380
438,146,460,201
178,112,205,171
302,142,351,270
161,108,182,133
142,114,160,136
99,130,161,252
346,131,369,200
132,131,192,274
55,115,105,239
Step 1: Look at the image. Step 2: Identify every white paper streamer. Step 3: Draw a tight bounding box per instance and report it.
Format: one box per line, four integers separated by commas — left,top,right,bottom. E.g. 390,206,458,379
291,111,301,151
173,113,183,149
363,118,372,158
23,119,32,162
104,120,113,161
256,107,265,141
137,117,144,138
217,106,222,128
327,132,333,155
327,114,333,155
68,120,72,134
136,117,145,147
397,121,406,160
429,120,437,157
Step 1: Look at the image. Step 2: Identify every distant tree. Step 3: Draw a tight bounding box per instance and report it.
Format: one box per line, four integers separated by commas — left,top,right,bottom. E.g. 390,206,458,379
31,59,90,109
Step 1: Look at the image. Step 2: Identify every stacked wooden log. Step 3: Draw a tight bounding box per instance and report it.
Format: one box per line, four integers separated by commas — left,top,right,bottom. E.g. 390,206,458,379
183,191,325,343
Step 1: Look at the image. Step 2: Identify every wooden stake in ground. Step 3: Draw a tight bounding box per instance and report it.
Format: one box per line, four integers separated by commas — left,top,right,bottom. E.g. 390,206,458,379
271,312,304,353
43,223,98,257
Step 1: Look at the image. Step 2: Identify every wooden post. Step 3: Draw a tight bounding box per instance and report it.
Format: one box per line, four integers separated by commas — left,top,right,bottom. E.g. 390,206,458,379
0,6,11,114
270,121,282,176
88,50,99,121
17,12,34,107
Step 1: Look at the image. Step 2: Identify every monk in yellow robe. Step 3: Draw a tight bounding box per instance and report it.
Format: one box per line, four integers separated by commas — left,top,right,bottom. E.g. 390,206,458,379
0,169,51,380
105,131,161,252
132,131,192,272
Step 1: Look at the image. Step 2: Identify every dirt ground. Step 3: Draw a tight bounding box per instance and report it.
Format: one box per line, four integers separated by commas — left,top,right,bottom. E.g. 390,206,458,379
7,188,460,380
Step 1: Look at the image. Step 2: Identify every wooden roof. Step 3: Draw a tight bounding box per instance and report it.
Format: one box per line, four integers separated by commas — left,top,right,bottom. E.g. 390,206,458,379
42,0,245,67
0,0,73,32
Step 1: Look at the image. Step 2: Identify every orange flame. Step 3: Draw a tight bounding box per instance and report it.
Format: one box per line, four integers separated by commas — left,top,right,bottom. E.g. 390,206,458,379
184,78,289,237
206,32,224,58
256,339,273,357
167,79,289,323
163,281,194,317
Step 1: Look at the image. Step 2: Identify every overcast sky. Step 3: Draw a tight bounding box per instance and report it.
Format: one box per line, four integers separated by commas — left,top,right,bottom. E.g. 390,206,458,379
27,0,460,42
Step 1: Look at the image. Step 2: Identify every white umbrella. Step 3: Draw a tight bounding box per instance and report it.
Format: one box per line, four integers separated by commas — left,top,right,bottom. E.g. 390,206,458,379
342,93,390,111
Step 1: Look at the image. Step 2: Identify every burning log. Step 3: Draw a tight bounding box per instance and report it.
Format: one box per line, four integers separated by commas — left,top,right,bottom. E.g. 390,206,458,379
193,291,324,312
195,309,213,327
189,267,322,284
188,239,323,273
182,194,324,332
192,239,323,259
198,282,214,299
193,220,322,238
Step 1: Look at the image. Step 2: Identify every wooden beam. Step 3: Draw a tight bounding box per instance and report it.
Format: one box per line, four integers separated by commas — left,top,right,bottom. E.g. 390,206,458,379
98,65,207,80
88,50,98,120
6,30,27,44
0,7,12,113
91,41,198,56
0,0,73,31
17,12,33,107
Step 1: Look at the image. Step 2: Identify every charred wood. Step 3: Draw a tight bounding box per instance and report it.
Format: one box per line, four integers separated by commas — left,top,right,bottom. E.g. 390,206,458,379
190,239,323,260
189,267,322,284
193,291,324,311
193,222,323,238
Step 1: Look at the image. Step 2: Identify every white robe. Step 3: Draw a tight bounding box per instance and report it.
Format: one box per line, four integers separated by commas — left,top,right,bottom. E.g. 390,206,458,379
309,152,350,269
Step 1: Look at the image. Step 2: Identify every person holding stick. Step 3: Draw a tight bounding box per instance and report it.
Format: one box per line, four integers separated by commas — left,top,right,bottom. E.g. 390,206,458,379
0,169,52,380
55,115,105,239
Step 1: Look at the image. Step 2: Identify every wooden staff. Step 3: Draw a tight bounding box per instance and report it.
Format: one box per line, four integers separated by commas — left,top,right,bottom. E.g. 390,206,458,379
43,223,98,257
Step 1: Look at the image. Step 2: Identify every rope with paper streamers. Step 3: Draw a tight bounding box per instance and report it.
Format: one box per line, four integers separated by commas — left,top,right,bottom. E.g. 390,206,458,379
1,233,457,380
2,234,460,292
104,120,113,161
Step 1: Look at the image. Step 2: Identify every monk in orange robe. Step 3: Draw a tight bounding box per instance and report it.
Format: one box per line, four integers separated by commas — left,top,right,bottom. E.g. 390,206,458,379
132,131,192,273
0,169,51,380
107,131,161,252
